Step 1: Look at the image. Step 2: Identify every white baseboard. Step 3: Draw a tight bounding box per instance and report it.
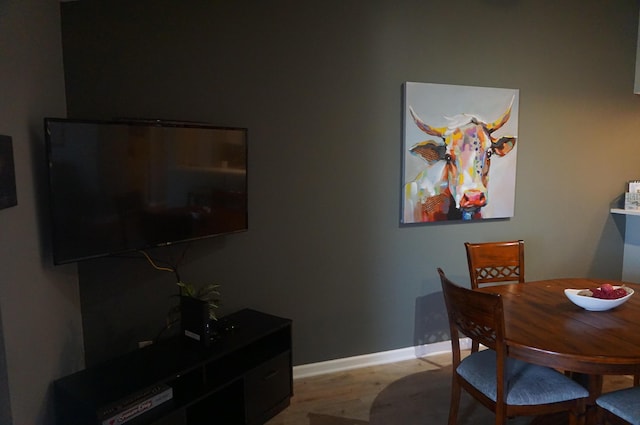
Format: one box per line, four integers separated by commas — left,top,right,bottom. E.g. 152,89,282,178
293,338,471,379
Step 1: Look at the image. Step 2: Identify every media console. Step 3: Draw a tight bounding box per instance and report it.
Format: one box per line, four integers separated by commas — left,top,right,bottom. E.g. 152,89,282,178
54,309,292,425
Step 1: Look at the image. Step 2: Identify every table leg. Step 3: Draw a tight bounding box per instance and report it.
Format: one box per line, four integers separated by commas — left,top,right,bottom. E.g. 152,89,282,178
570,373,603,425
587,374,603,425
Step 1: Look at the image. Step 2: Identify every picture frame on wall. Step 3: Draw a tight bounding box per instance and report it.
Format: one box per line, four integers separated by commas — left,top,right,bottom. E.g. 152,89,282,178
0,135,17,210
401,82,519,223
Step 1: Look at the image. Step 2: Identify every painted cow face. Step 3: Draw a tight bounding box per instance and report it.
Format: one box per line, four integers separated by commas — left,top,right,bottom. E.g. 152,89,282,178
408,100,516,220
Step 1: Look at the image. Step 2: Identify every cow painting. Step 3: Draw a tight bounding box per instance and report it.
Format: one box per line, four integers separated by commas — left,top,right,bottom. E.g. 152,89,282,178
403,93,517,223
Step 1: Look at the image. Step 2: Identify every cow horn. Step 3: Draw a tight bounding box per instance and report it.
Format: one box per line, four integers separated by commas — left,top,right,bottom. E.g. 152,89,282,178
486,96,515,133
409,106,446,138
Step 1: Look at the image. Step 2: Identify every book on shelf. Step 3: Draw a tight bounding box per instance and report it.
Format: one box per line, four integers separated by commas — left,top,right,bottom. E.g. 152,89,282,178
624,180,640,210
625,192,640,210
98,383,173,425
629,180,640,193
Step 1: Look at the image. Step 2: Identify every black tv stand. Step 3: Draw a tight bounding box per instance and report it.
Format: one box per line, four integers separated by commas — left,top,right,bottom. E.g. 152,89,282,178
54,309,292,425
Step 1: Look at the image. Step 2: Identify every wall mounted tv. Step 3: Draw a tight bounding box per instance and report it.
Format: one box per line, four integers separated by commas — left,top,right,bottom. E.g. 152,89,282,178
44,118,248,265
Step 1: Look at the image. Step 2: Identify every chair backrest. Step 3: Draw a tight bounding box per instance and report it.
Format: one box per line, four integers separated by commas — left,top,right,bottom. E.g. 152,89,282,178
438,268,505,361
464,240,525,289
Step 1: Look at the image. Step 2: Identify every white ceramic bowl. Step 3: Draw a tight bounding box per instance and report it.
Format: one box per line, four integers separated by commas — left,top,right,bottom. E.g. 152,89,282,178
564,286,634,311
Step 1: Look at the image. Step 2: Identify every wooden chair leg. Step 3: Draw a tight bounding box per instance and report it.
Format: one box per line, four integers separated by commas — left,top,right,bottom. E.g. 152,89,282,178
448,376,461,425
634,374,639,387
595,406,606,425
495,398,509,425
569,399,586,425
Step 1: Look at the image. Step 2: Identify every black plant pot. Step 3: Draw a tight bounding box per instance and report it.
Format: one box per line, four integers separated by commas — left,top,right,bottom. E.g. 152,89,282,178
180,296,212,347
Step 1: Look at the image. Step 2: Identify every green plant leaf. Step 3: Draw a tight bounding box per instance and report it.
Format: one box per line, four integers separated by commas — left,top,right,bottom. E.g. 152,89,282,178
174,281,221,321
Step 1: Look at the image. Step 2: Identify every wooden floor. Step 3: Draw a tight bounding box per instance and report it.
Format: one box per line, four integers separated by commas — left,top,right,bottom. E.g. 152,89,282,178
266,351,634,425
266,352,454,425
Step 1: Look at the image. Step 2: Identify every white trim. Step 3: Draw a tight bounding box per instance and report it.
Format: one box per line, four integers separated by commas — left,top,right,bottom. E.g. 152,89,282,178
611,208,640,216
293,338,471,379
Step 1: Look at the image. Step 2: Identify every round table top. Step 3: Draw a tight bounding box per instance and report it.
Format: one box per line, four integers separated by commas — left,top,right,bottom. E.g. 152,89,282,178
477,278,640,375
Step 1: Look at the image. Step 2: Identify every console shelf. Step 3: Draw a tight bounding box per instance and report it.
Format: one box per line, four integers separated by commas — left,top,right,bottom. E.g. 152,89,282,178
54,309,292,425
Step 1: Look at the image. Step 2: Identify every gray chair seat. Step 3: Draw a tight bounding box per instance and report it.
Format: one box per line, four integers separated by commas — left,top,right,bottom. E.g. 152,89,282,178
458,349,589,405
596,385,640,425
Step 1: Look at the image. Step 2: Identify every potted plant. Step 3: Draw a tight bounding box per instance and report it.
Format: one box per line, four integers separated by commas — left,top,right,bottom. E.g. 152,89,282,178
175,281,220,346
177,281,221,320
137,250,224,345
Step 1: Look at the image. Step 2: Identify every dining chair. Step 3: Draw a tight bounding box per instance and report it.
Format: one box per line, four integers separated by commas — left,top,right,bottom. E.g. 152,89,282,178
464,240,525,353
438,268,588,425
464,240,525,290
596,386,640,425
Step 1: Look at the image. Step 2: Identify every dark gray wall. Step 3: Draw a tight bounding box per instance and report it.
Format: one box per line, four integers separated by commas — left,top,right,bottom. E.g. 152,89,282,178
61,0,640,366
0,305,10,424
0,1,84,424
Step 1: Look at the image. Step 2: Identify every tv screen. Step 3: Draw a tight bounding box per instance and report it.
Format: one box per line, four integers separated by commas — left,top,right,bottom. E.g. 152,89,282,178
44,118,248,265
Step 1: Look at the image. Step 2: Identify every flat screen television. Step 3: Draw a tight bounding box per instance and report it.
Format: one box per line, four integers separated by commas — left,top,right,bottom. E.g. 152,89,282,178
44,118,248,265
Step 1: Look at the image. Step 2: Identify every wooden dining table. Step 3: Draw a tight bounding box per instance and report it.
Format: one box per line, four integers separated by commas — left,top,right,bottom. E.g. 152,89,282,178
477,277,640,424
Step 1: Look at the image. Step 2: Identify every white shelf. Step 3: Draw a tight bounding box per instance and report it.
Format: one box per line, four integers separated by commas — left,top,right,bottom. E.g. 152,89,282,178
611,208,640,216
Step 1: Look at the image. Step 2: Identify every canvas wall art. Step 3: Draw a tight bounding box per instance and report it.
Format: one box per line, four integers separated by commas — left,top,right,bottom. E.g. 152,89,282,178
402,82,519,223
0,135,17,210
